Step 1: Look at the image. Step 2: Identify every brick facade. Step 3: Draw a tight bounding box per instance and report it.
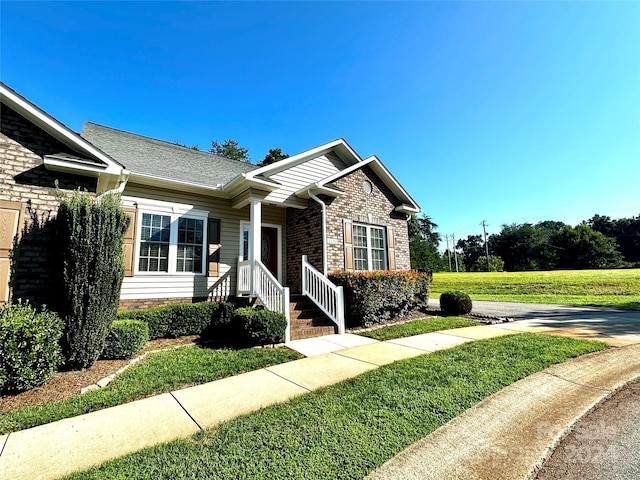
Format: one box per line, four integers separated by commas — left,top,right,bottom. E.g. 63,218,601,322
1,104,97,307
118,297,208,310
285,166,411,292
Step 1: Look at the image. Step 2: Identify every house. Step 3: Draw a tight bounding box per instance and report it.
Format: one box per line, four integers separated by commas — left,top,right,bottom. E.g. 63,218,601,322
1,82,420,340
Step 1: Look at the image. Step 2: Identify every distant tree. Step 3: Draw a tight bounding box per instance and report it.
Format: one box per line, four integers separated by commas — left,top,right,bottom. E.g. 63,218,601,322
456,235,484,271
552,224,624,269
173,141,200,151
475,255,505,272
257,148,289,167
408,214,446,272
210,139,250,162
587,214,640,265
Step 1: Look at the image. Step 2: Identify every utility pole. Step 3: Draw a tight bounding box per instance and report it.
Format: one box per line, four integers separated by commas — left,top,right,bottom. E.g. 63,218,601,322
445,234,452,272
482,220,490,272
452,234,459,272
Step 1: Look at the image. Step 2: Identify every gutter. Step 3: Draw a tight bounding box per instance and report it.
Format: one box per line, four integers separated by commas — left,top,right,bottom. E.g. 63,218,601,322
307,190,328,276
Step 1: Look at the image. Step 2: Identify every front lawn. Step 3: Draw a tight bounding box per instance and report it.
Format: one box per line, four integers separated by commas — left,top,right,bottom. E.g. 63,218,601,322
0,345,301,434
356,316,478,341
431,269,640,308
64,334,608,480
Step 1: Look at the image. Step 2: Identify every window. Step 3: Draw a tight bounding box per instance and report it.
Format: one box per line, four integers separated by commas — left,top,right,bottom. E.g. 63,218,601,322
133,200,208,275
139,213,170,272
352,223,387,271
176,218,204,273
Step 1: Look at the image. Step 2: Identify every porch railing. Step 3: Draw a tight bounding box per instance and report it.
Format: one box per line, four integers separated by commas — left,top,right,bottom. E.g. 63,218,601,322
237,258,251,295
237,257,291,342
301,255,345,334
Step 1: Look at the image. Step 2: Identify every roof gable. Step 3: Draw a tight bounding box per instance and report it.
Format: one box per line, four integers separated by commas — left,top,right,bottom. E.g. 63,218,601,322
0,82,124,176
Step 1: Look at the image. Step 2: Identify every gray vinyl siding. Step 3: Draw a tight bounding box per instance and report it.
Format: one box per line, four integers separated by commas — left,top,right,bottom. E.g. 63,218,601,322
120,183,286,300
263,153,347,204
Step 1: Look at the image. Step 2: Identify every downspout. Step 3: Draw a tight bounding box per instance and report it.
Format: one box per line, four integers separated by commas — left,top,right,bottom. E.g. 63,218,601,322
307,190,327,276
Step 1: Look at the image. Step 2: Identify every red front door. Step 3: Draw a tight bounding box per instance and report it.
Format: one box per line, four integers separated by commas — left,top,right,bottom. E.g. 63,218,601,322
261,226,278,278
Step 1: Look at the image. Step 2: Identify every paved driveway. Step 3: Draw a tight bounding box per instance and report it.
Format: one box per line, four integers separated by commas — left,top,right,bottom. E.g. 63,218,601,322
427,299,640,344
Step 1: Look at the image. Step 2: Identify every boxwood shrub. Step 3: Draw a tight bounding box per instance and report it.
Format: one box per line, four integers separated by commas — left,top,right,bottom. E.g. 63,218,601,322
116,301,235,340
0,302,64,395
440,290,473,315
329,270,432,327
101,320,149,359
234,307,287,345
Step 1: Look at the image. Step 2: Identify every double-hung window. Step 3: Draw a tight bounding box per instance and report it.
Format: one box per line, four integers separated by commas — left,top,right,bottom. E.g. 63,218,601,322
133,199,208,275
352,223,387,271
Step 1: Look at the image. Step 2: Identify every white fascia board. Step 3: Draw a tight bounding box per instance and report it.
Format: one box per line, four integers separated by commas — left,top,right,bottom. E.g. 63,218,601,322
318,155,421,212
294,183,346,199
221,172,280,197
244,138,362,180
0,83,124,175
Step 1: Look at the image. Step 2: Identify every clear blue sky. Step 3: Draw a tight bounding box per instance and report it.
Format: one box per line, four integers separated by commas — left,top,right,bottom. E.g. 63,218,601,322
2,1,639,245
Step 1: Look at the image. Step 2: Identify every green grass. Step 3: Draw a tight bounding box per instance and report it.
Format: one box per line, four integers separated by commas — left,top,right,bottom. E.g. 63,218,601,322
431,269,640,308
0,345,301,434
64,334,608,480
357,316,478,341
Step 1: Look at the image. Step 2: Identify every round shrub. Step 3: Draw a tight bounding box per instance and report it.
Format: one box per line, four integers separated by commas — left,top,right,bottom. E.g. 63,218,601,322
233,307,287,345
0,302,64,395
439,290,473,315
101,320,149,359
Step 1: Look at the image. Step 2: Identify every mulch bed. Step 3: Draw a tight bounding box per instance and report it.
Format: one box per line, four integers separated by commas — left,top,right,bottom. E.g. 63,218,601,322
0,336,197,415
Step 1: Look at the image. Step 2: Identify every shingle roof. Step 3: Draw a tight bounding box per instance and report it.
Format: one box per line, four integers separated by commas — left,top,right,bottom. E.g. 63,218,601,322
81,122,256,188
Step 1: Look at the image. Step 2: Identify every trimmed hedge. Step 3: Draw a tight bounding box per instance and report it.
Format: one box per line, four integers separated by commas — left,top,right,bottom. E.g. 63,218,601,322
234,307,287,345
329,270,432,327
440,290,473,315
116,301,235,341
0,303,64,395
101,320,149,359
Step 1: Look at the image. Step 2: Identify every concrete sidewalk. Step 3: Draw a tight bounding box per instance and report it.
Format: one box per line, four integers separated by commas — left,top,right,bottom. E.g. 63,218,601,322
1,321,638,480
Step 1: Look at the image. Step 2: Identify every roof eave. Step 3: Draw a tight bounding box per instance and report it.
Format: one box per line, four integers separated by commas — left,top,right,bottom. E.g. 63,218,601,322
0,82,124,175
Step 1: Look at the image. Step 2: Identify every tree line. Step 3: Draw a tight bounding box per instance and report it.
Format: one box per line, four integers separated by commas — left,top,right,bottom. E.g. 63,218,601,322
410,214,640,272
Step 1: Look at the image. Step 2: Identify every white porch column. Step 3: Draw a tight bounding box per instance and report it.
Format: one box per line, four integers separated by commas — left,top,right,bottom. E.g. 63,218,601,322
249,199,262,296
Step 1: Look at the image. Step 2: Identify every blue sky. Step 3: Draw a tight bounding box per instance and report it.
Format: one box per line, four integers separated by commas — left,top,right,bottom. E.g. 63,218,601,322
2,1,639,245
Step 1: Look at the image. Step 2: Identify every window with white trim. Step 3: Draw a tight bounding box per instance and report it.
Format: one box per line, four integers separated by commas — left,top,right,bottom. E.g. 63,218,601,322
133,201,208,275
352,223,387,271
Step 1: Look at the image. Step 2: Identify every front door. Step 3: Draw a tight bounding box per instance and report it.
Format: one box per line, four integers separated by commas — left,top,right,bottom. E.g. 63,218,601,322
261,226,278,278
241,222,281,281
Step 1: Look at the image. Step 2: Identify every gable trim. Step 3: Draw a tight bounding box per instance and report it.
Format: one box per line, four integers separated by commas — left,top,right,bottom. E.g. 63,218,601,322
0,82,126,176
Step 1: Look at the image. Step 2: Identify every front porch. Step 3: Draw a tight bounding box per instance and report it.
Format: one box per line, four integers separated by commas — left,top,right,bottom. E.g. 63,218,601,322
235,199,345,342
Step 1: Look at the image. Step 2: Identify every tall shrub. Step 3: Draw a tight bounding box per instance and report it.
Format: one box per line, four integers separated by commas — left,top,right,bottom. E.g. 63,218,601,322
57,191,129,369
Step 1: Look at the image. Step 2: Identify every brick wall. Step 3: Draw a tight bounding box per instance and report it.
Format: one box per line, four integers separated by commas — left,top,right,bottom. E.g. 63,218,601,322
326,166,410,271
285,200,323,293
1,104,97,307
285,166,411,291
119,297,208,310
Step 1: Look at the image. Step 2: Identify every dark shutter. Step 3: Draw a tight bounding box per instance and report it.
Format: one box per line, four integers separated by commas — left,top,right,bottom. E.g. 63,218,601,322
207,218,221,276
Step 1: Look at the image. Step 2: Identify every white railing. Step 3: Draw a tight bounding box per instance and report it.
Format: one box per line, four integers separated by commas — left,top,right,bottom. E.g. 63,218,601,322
237,258,251,295
301,255,345,334
237,257,291,342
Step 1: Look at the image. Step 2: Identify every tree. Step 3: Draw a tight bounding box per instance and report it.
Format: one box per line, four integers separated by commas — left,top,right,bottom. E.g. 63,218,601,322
408,214,446,272
552,224,624,269
587,214,640,265
456,235,484,271
257,148,289,167
210,139,250,162
475,255,505,272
